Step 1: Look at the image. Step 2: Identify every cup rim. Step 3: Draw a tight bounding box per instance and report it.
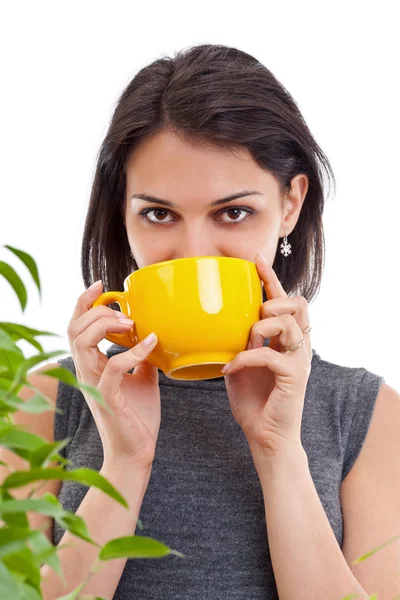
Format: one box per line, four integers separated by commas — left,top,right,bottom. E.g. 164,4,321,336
123,255,252,285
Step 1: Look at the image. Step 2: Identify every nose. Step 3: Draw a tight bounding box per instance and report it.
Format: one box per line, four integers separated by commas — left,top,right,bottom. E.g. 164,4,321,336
173,226,221,259
176,248,221,259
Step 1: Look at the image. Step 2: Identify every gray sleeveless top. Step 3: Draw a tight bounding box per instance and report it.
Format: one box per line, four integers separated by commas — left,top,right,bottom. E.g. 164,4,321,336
53,343,385,599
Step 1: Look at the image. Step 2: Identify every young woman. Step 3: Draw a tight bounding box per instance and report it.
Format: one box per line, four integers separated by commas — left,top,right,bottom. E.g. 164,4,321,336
43,44,399,599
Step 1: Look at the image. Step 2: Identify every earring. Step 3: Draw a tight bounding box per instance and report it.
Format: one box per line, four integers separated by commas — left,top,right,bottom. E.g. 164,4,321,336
280,229,292,257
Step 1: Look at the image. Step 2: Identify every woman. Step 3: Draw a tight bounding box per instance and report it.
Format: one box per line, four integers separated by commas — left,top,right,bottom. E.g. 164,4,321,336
51,44,399,599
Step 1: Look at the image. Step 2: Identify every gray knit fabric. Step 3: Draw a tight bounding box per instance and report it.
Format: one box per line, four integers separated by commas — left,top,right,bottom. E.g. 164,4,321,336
53,343,385,599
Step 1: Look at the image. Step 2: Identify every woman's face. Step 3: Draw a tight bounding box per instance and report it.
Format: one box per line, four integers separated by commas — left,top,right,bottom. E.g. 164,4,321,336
123,129,308,269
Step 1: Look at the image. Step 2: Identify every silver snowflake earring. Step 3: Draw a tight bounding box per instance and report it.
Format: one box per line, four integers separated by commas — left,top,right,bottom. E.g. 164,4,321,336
280,229,292,257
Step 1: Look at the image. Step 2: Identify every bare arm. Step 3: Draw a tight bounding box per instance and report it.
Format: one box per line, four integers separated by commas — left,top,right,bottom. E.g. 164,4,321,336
251,443,370,600
40,460,151,600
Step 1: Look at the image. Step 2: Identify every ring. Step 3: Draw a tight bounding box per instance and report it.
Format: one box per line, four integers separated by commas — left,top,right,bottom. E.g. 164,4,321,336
282,339,305,352
282,324,311,352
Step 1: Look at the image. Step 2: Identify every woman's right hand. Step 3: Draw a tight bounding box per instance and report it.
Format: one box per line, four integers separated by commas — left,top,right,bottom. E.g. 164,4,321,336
67,280,161,472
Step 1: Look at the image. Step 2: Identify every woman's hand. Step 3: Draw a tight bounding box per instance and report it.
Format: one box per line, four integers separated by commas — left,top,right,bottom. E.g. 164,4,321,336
223,254,313,459
67,281,160,472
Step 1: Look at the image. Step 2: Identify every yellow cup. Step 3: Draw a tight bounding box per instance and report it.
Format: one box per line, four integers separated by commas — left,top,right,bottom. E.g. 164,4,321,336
91,256,263,381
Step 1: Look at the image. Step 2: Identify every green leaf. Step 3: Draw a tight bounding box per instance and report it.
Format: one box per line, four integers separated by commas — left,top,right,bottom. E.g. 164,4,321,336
0,391,59,415
0,495,95,545
0,426,48,453
0,323,43,354
40,366,113,415
4,246,41,301
0,322,61,343
0,527,39,559
0,350,69,399
0,489,29,529
0,400,17,418
2,546,41,594
0,347,25,379
3,468,129,508
19,582,43,600
0,559,21,598
39,366,77,387
352,533,400,564
99,535,184,560
0,327,20,353
28,530,64,581
0,261,27,312
0,420,13,433
1,509,30,529
0,322,62,354
12,350,69,384
30,440,71,468
58,513,95,544
55,580,87,600
0,495,67,518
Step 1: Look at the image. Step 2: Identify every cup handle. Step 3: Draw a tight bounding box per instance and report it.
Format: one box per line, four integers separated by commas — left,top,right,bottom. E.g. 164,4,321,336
91,291,135,348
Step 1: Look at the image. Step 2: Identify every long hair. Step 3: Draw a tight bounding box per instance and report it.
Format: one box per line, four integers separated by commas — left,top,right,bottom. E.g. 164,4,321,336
81,44,335,306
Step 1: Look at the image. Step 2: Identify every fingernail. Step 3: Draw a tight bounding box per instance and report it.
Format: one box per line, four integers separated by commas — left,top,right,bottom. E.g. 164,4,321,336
115,311,131,320
258,254,268,265
143,332,157,346
221,361,231,373
118,318,134,326
88,279,102,291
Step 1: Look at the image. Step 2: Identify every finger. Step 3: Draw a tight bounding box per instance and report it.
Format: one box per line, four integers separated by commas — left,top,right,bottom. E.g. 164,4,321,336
68,305,128,343
255,254,287,300
248,314,304,354
258,296,312,359
99,334,159,400
73,316,134,385
223,346,298,377
261,296,309,324
70,280,106,324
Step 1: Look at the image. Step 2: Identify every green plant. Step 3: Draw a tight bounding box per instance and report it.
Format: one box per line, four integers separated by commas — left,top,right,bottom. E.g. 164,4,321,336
0,244,183,600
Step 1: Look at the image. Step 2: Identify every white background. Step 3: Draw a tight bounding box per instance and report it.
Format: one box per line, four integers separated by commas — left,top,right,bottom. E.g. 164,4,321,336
1,1,399,389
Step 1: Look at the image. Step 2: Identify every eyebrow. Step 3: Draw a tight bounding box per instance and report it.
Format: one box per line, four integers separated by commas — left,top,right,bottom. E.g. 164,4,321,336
129,190,263,208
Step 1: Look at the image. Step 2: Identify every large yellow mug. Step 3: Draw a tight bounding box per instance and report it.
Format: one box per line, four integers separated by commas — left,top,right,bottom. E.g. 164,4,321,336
91,256,263,381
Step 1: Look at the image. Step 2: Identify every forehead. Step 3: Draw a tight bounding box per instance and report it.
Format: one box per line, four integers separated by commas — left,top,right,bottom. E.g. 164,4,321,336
126,129,275,196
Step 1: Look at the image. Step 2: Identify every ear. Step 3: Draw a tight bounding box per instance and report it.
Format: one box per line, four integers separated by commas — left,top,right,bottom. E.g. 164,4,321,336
280,173,309,236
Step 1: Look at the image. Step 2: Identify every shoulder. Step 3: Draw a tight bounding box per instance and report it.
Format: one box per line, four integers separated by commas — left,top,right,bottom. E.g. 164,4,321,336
341,381,400,485
308,348,385,410
307,349,386,477
341,379,400,486
308,348,384,405
339,381,400,597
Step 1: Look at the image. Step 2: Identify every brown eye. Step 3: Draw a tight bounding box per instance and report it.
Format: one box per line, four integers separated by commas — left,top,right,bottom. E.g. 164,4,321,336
226,208,243,220
217,207,254,225
139,206,254,226
139,208,175,224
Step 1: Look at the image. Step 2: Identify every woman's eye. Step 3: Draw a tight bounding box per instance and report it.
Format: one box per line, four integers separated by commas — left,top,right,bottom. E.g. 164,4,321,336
140,208,175,224
139,207,254,225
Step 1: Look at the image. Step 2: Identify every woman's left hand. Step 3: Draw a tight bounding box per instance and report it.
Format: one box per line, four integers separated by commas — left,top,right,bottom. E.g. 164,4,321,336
223,253,313,458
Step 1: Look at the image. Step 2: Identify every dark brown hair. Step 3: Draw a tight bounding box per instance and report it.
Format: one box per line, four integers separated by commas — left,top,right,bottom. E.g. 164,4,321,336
81,43,335,306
